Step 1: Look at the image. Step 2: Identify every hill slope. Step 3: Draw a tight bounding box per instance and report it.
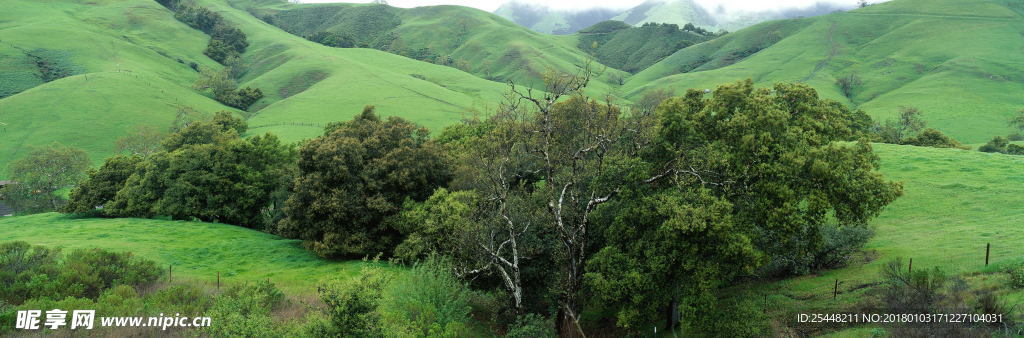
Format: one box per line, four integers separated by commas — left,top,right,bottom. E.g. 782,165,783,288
493,2,619,35
0,0,514,175
0,213,383,294
630,0,1024,144
243,1,629,95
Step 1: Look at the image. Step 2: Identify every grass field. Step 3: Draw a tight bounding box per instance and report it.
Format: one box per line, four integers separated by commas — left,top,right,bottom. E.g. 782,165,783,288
0,213,386,295
751,143,1024,334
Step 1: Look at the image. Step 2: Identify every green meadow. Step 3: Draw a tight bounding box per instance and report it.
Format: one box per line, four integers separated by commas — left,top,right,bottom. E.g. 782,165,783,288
0,213,385,295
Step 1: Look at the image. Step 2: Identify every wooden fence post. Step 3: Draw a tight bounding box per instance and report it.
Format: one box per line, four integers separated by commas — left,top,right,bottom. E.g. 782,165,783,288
217,271,220,290
908,258,912,273
985,243,990,266
833,279,839,299
168,265,172,282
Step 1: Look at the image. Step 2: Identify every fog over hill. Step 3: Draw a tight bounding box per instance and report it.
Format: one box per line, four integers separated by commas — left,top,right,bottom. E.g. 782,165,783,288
496,0,860,34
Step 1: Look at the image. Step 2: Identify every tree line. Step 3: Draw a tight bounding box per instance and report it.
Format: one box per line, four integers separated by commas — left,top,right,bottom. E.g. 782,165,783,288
156,0,264,111
4,73,908,334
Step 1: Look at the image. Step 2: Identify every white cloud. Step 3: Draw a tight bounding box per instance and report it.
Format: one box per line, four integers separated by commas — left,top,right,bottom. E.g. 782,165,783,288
298,0,869,13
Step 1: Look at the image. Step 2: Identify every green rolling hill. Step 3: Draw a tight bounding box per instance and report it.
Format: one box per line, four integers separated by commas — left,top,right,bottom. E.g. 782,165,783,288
0,0,514,176
243,1,629,94
626,0,1024,144
2,0,1022,177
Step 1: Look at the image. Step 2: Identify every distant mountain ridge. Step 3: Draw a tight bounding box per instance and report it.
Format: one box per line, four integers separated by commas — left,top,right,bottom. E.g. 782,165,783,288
496,0,854,34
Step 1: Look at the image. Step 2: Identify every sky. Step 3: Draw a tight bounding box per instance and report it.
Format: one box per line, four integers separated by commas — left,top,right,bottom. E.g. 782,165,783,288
297,0,866,12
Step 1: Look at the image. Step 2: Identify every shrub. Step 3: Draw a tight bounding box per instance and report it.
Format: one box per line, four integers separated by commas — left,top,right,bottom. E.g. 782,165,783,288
1005,144,1024,155
392,189,477,262
1007,133,1024,141
0,241,62,304
506,313,556,338
60,248,161,298
902,128,965,149
317,266,392,336
205,280,286,337
979,136,1009,153
682,294,771,337
1009,266,1024,289
144,284,213,316
379,258,472,336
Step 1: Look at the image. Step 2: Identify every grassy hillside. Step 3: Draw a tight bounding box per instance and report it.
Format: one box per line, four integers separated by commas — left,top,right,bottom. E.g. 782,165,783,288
0,0,516,176
612,0,717,30
577,20,713,74
755,143,1024,332
243,1,629,95
493,3,619,35
628,0,1024,144
0,0,234,176
0,213,384,294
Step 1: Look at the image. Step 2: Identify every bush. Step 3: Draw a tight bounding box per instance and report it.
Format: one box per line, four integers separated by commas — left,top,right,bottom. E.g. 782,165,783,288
902,128,965,149
1005,144,1024,155
205,280,286,337
392,189,477,262
1007,133,1024,141
317,266,392,336
506,313,556,338
682,294,771,337
0,241,62,304
60,248,161,298
979,136,1009,153
1009,266,1024,289
379,258,472,336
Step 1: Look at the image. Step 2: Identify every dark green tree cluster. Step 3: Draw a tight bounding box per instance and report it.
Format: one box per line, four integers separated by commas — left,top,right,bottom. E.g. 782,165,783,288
2,144,90,214
578,21,713,73
193,67,264,110
979,110,1024,155
383,77,901,335
277,106,451,258
872,106,966,149
65,112,294,228
158,0,249,65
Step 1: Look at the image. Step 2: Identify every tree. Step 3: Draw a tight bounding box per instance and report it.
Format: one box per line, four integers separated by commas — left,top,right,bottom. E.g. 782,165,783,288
4,144,90,214
277,106,451,258
579,80,900,332
391,188,478,263
105,114,294,228
64,155,144,215
455,67,664,334
193,67,236,100
878,106,927,144
1009,110,1024,132
979,136,1009,153
115,126,166,157
836,73,862,99
902,128,965,149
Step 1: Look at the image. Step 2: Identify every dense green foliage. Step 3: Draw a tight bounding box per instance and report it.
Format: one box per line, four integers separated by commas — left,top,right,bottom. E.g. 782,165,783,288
0,241,159,307
582,80,901,331
2,144,89,214
278,107,451,258
66,112,294,228
63,155,144,215
162,0,249,65
578,21,713,73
